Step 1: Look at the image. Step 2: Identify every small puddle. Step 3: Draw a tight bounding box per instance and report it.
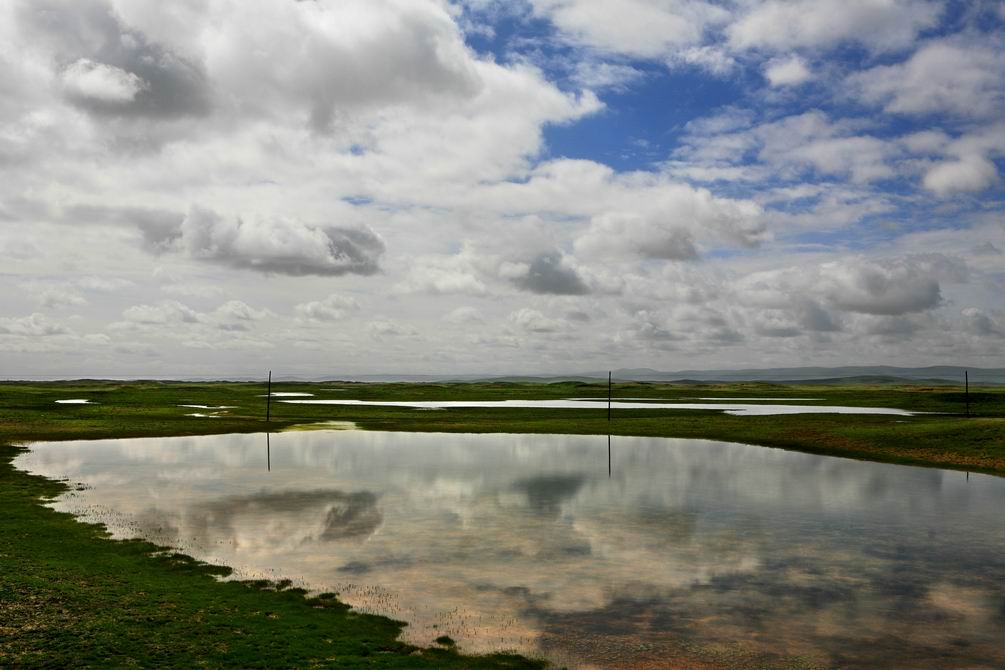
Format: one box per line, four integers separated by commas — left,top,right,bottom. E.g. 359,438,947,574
179,404,238,410
55,399,95,404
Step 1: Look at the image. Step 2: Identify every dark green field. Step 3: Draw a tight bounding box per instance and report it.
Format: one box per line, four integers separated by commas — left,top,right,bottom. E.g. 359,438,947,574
2,379,1003,668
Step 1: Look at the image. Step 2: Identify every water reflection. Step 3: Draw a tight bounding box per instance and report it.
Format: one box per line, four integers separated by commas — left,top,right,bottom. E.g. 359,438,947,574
282,398,916,416
15,431,1005,669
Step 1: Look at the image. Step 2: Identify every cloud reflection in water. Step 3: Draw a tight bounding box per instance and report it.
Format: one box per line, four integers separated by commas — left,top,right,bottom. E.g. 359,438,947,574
15,430,1005,669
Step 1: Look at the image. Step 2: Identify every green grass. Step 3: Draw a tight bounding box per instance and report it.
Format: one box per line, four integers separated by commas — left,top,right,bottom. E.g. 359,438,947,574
1,379,1003,668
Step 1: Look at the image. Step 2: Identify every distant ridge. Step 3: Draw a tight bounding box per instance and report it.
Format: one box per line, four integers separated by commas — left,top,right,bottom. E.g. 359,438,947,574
288,365,1005,385
582,366,1005,385
6,366,1003,384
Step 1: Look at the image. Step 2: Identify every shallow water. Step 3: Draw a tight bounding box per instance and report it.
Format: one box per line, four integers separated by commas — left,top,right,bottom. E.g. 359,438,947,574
16,431,1005,669
55,399,94,404
282,398,913,416
178,404,238,409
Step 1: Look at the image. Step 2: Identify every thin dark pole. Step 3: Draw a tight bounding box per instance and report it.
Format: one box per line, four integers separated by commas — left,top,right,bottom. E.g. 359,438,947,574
607,434,611,478
266,370,272,422
267,433,271,472
965,370,970,417
608,371,612,422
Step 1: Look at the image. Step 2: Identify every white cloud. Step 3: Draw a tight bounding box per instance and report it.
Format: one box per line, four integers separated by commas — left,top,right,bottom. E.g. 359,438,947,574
755,112,898,183
0,313,69,336
736,254,963,328
763,55,812,87
368,318,418,337
396,251,489,296
668,46,737,75
214,300,271,322
727,0,941,53
569,61,645,90
819,257,945,315
849,37,1005,118
900,130,952,154
122,300,201,325
576,212,699,261
62,58,149,104
446,306,485,324
178,207,385,277
0,0,1002,375
961,307,1004,337
529,0,729,58
509,307,563,333
923,154,1000,196
674,110,902,186
294,295,361,322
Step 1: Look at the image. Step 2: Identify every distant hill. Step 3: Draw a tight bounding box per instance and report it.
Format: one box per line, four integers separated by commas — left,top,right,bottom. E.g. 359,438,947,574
9,366,1002,385
582,366,1005,385
243,366,1005,385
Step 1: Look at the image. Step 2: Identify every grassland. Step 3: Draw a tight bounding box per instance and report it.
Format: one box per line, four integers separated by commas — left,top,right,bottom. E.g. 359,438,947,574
1,379,1003,668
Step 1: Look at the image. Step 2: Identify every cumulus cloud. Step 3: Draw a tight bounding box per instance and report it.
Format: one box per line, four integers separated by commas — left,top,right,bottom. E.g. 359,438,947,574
396,252,488,296
1,0,1003,375
504,251,590,295
528,0,729,58
178,207,384,277
445,306,484,325
674,110,901,186
819,257,948,316
763,55,812,87
961,308,1004,337
122,300,201,325
848,37,1005,118
510,307,564,333
62,58,148,104
368,318,418,338
214,300,271,322
739,254,964,333
576,213,699,261
0,313,68,336
64,205,185,252
569,61,646,90
294,295,361,322
22,0,211,120
726,0,940,53
204,0,484,132
923,155,1000,196
19,281,91,310
755,112,898,183
668,46,737,75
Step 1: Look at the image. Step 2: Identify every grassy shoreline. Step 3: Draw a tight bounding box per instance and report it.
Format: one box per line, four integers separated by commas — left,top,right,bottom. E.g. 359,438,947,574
2,380,1004,667
4,379,1003,473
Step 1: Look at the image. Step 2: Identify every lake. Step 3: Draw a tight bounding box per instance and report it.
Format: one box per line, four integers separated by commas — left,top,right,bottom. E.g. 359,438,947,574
15,430,1005,669
280,398,916,416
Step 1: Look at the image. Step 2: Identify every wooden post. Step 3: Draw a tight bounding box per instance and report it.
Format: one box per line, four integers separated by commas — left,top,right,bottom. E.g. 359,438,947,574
965,370,970,417
266,370,272,422
608,371,612,422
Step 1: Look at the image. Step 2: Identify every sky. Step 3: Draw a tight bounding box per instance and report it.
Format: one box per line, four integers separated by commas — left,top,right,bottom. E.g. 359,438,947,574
0,0,1003,378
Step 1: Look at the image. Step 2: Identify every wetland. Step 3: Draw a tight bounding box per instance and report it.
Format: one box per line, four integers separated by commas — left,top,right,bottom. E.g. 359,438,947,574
2,379,1004,668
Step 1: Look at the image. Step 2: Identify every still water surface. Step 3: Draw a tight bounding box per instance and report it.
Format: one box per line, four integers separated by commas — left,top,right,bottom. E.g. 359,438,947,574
282,398,914,416
16,431,1005,669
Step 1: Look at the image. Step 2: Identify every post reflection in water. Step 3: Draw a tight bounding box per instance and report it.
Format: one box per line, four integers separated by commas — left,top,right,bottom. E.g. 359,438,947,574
267,432,270,472
14,430,1005,670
